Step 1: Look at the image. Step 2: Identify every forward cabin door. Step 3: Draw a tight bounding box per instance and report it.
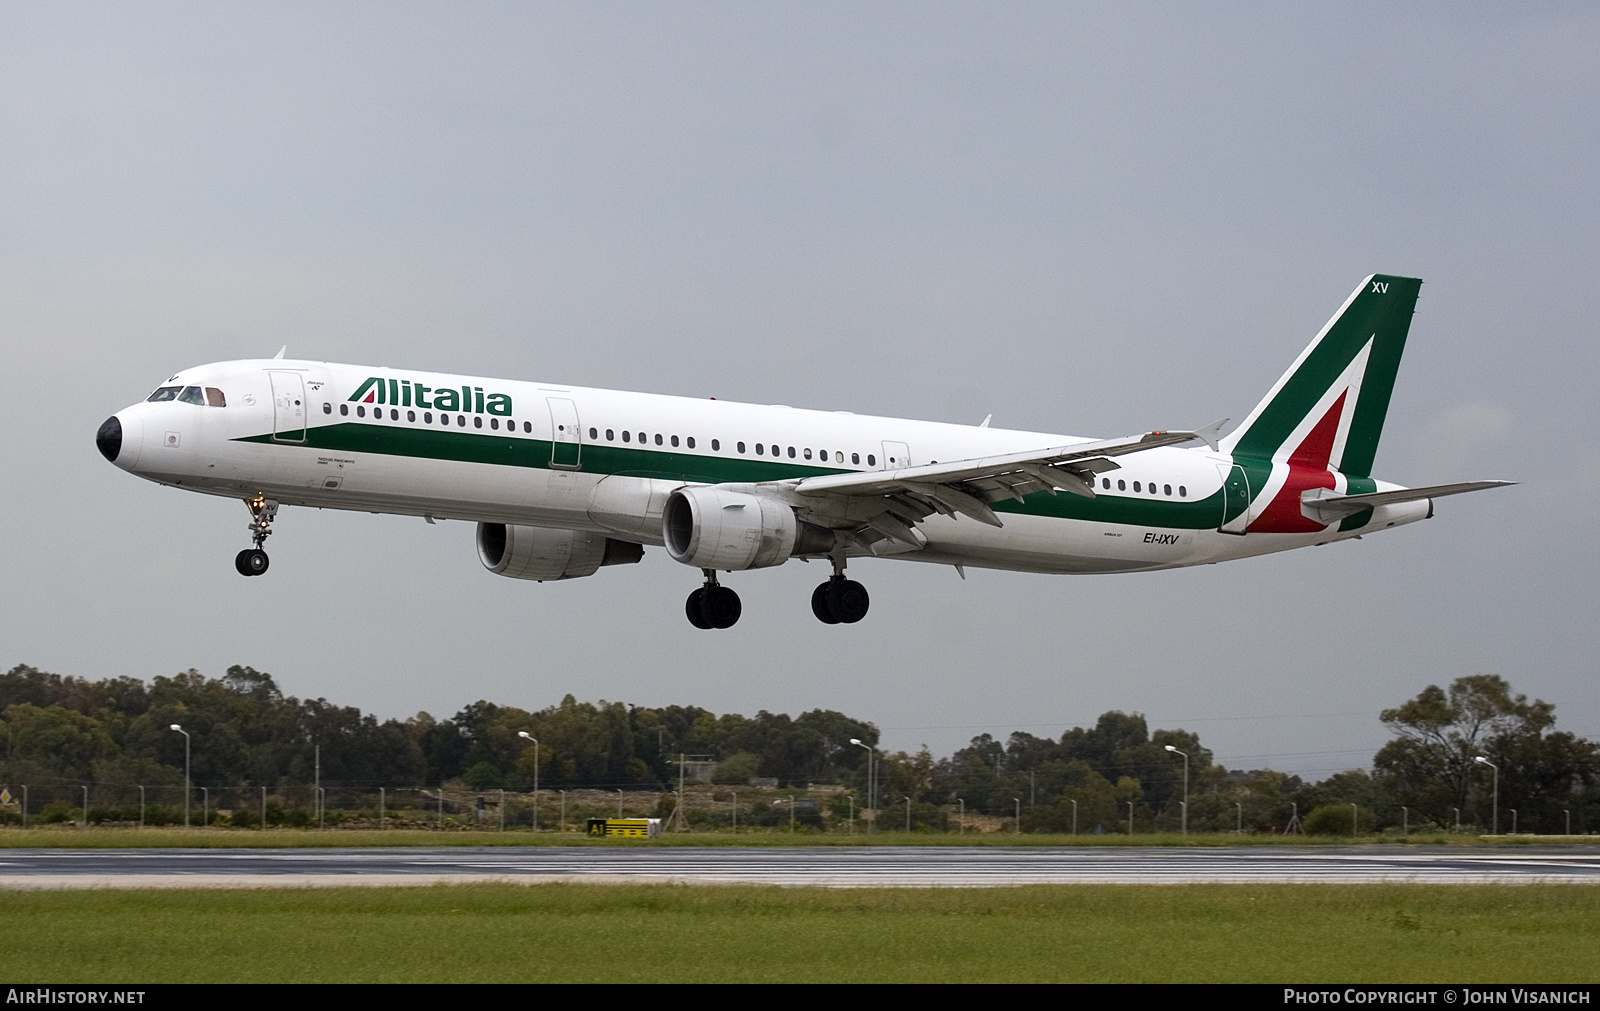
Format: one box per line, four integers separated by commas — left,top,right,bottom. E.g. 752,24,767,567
547,398,582,470
269,372,307,443
881,441,911,471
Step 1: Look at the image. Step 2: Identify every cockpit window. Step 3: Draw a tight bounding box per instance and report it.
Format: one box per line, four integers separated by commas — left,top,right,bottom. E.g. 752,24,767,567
147,386,182,402
177,386,206,405
205,387,226,407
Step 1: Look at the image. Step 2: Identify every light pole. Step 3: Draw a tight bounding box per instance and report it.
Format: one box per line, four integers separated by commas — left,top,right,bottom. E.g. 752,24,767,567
261,786,267,831
138,785,145,828
616,789,623,819
202,787,209,828
1454,807,1461,833
1475,756,1499,835
560,790,567,831
169,724,191,828
1236,802,1243,834
379,787,385,830
518,732,540,831
958,798,964,835
1071,798,1078,836
1127,800,1135,836
905,796,912,833
1566,808,1572,836
1351,802,1358,838
730,791,737,834
849,739,874,833
1402,805,1408,838
1511,809,1518,835
1164,745,1189,836
1014,798,1021,834
81,785,88,828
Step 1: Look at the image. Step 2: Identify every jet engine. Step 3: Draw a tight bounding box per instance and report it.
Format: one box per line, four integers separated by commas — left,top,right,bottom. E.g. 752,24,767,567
662,487,834,570
476,523,644,581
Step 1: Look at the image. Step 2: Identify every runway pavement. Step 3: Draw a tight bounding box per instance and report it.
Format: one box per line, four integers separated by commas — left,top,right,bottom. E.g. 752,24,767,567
2,845,1598,888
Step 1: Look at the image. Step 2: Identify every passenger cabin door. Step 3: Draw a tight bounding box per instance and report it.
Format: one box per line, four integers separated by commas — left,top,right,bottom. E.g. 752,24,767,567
1220,464,1251,534
547,398,582,470
269,372,306,443
881,441,911,471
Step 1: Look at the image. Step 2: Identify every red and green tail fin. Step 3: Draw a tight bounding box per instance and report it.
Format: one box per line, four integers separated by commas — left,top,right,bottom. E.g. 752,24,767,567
1221,274,1421,478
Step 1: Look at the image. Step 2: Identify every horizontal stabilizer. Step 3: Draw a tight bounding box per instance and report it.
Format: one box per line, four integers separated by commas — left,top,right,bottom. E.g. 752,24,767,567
1301,480,1514,523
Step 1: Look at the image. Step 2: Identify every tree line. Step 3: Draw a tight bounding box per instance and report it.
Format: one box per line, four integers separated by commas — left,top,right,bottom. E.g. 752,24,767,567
0,663,1594,833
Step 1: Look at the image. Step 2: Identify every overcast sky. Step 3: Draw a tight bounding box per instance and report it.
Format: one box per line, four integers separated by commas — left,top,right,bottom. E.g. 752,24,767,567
2,3,1595,778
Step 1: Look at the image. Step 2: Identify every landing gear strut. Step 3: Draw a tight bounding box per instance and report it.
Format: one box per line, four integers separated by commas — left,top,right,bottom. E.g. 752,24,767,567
234,495,277,577
812,557,869,624
686,569,741,629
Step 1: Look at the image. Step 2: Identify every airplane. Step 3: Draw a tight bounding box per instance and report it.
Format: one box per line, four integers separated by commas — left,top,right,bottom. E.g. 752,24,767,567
96,273,1510,629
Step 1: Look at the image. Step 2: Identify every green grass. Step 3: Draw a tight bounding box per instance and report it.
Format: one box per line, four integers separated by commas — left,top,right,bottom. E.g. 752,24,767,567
0,827,1582,848
0,883,1595,982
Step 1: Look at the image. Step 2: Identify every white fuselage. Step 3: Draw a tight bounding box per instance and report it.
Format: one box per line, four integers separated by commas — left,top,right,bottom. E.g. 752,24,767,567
102,358,1427,578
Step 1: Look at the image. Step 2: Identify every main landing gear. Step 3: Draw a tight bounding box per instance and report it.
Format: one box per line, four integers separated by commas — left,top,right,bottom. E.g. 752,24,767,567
234,495,277,577
812,557,869,625
686,569,742,629
682,560,871,629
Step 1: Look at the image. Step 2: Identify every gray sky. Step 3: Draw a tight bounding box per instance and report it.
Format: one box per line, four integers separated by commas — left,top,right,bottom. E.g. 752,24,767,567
2,3,1595,778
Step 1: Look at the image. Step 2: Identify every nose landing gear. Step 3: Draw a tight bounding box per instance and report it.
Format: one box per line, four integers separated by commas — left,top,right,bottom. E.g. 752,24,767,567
686,569,741,629
234,496,278,577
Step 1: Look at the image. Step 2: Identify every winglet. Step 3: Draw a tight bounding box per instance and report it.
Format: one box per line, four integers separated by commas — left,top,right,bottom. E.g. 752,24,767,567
273,345,287,360
978,414,992,429
1190,418,1228,452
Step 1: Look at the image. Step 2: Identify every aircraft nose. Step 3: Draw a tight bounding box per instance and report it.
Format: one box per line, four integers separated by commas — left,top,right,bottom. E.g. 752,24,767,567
96,416,122,462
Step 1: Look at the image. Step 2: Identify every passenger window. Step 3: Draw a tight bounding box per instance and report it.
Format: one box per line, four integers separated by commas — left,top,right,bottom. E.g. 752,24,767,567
590,427,598,439
787,447,796,459
474,416,483,428
851,453,859,465
623,431,631,442
1102,478,1109,489
322,403,332,415
637,432,645,443
655,434,663,446
607,429,615,441
1117,479,1126,491
688,437,698,449
1133,481,1141,492
803,448,812,460
408,410,416,422
340,404,349,416
670,435,679,447
756,444,764,455
206,388,227,407
357,406,366,418
867,454,876,466
178,386,206,405
1179,486,1187,497
523,422,531,433
490,418,499,430
424,412,432,423
737,442,746,453
1164,484,1172,496
146,386,182,402
457,415,466,427
388,409,397,420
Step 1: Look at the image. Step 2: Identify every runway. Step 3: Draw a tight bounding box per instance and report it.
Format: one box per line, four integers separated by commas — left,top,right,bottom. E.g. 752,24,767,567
2,845,1598,888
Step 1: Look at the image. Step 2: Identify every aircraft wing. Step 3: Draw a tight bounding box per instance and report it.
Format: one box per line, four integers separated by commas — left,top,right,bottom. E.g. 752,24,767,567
782,425,1222,545
1301,480,1515,523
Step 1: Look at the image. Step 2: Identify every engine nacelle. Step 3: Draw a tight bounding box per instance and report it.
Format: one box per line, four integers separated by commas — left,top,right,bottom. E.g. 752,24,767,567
662,487,834,570
476,523,644,581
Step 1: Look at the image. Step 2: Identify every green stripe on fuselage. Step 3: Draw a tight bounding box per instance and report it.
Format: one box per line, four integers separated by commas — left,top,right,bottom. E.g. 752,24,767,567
237,423,1227,529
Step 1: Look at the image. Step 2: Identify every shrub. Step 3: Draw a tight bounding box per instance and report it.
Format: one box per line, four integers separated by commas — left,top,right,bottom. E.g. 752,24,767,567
1305,804,1377,836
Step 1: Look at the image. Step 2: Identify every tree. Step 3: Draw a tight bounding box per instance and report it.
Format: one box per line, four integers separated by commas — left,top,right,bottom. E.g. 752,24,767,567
1375,675,1599,832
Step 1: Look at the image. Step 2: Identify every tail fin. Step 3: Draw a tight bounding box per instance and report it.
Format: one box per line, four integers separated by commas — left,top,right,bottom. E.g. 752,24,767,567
1221,274,1420,478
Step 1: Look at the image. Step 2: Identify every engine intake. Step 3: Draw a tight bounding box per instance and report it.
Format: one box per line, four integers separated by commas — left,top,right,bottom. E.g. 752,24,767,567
662,487,834,570
477,523,644,581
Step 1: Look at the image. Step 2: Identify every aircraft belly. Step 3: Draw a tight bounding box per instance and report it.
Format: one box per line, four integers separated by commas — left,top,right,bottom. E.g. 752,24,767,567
913,513,1207,575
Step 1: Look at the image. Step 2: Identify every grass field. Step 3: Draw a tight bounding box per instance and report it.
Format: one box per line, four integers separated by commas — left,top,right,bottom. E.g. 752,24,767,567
0,827,1581,848
0,882,1594,983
